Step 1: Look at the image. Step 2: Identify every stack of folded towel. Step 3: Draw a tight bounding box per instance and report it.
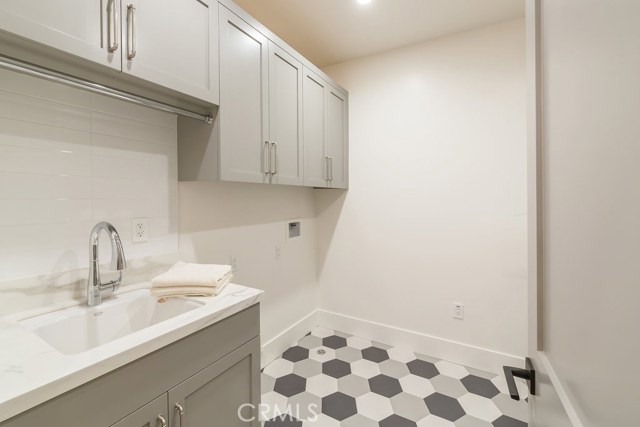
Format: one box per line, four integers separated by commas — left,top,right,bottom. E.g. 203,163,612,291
151,261,233,300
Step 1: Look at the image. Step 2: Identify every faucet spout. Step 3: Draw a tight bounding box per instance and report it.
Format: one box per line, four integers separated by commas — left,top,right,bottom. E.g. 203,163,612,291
87,222,127,307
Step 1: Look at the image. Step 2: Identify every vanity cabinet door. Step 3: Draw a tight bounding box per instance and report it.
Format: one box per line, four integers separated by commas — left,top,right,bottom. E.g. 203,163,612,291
0,0,121,70
111,394,169,427
168,337,261,427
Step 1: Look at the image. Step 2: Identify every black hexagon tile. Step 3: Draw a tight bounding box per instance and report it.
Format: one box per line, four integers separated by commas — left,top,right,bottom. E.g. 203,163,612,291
493,415,528,427
462,374,501,399
263,414,303,427
323,334,348,349
407,359,440,379
274,373,306,397
361,346,390,363
379,414,417,427
322,392,358,421
424,392,466,422
368,374,403,398
282,346,309,363
322,359,351,379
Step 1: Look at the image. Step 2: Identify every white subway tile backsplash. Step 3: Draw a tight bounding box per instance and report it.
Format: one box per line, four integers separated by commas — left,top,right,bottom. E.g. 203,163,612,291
0,73,178,283
0,173,91,200
0,89,92,131
92,112,177,146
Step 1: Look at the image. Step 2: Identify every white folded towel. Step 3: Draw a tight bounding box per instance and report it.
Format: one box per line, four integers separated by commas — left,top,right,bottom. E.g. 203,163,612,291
151,261,233,299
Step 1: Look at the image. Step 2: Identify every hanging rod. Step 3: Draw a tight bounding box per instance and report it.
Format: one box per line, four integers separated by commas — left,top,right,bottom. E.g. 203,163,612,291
0,54,213,125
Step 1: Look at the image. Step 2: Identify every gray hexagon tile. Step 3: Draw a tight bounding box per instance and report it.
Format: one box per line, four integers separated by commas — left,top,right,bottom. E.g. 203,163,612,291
390,392,430,421
261,327,527,427
431,374,468,399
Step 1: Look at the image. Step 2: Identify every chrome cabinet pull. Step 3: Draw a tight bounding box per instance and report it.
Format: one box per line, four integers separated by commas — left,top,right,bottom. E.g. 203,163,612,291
271,142,278,175
156,415,167,427
174,403,185,427
107,0,119,53
264,141,271,175
324,157,329,181
126,4,137,59
329,157,334,182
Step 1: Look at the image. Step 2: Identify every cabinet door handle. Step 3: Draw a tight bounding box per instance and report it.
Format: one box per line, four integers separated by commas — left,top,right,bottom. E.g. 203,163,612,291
264,141,271,175
107,0,119,53
126,4,137,59
324,157,329,181
271,142,278,175
329,157,334,182
174,403,185,427
156,415,167,427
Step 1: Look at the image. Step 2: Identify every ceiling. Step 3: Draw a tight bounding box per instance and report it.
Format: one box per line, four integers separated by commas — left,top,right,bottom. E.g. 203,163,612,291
233,0,525,68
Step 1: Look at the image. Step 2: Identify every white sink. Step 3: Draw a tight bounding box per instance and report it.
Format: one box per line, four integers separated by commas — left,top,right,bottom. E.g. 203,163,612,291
19,290,205,355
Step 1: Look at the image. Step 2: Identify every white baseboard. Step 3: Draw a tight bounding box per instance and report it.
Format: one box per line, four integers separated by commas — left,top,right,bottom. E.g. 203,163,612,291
261,310,319,368
316,309,524,375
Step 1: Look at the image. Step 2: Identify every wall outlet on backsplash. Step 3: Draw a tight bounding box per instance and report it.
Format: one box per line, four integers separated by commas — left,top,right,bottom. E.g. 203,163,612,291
132,218,149,243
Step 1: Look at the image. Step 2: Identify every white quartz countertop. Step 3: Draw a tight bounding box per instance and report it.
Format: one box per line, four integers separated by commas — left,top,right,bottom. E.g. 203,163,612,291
0,283,262,423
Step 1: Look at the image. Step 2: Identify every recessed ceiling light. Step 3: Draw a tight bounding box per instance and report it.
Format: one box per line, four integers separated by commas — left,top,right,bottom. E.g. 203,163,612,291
357,0,372,5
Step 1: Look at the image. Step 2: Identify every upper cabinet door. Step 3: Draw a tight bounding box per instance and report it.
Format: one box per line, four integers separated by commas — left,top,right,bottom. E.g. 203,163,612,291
303,68,329,188
219,6,269,184
121,0,218,104
0,0,121,70
268,42,303,186
326,85,348,189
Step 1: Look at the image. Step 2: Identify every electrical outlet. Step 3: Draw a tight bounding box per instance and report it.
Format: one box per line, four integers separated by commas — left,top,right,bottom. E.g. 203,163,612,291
453,303,464,320
230,256,238,272
276,246,281,260
132,218,148,243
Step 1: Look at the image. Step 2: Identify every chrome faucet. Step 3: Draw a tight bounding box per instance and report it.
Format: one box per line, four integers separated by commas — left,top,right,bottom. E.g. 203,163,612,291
87,222,127,307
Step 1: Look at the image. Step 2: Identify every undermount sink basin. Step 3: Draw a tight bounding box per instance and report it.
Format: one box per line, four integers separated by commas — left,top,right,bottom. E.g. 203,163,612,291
19,290,205,355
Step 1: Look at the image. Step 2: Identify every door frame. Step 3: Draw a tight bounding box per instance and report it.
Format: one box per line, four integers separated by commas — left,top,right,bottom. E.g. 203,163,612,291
525,1,584,425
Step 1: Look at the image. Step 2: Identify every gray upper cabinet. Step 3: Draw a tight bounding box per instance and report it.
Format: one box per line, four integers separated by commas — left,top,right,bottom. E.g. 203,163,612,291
219,6,270,184
268,42,304,186
0,0,219,104
218,6,304,187
0,0,120,70
122,0,219,104
303,68,349,189
110,394,168,427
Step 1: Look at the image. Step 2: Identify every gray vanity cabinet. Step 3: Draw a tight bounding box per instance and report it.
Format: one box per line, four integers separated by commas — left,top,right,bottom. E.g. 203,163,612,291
168,338,260,427
111,395,168,427
1,304,260,427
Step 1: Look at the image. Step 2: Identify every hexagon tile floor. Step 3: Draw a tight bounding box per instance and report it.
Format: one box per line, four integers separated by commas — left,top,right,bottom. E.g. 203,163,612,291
261,327,528,427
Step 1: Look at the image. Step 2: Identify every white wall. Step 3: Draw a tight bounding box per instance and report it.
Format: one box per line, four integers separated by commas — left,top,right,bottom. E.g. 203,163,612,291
541,1,640,425
0,70,178,314
178,182,319,347
319,19,527,358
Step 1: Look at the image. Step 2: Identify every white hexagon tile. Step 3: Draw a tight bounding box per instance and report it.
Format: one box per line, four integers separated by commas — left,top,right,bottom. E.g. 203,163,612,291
261,328,528,427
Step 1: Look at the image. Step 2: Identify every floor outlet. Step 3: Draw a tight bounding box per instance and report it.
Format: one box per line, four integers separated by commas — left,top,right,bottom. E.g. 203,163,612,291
453,303,464,320
132,218,148,243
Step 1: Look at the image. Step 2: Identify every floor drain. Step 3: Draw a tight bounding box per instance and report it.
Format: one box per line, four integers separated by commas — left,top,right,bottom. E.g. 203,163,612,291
316,348,327,355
